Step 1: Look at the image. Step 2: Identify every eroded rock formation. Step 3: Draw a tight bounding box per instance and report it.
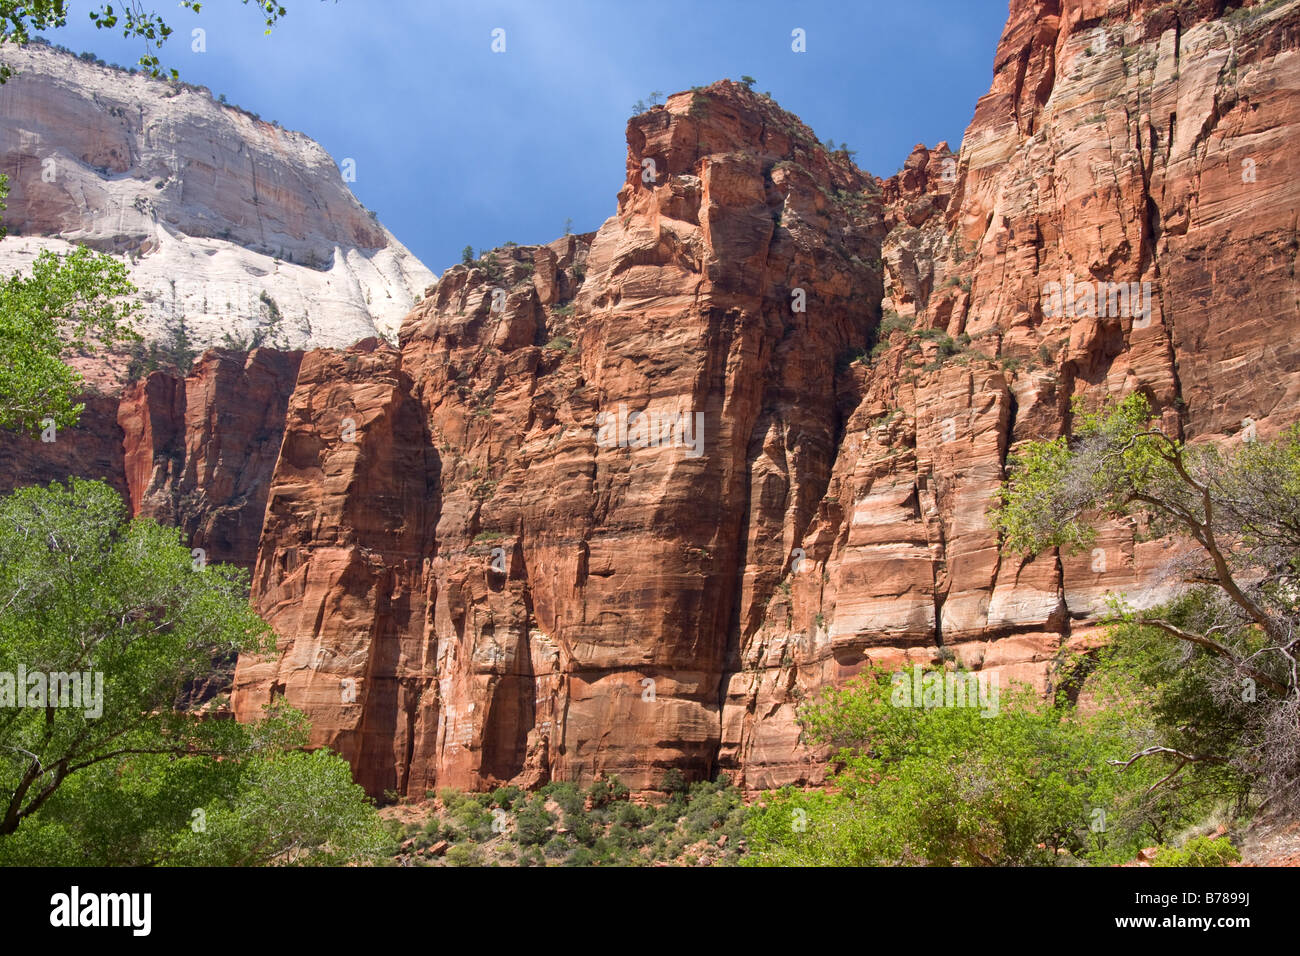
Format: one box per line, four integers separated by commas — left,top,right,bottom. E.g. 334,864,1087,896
231,86,889,793
10,0,1299,797
727,0,1300,787
229,0,1300,798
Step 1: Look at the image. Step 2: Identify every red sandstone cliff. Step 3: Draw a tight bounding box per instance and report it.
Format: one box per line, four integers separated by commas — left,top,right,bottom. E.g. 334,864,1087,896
724,0,1300,787
229,0,1300,799
231,87,888,794
9,0,1299,798
1,349,301,574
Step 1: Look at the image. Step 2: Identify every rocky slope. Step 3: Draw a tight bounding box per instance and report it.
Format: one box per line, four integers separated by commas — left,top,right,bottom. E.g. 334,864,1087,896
10,0,1299,798
0,42,434,349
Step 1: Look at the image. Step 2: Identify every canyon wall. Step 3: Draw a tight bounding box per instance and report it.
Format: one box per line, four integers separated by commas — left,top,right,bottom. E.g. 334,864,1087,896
9,0,1298,797
228,0,1300,798
2,348,301,570
231,88,889,794
730,0,1300,787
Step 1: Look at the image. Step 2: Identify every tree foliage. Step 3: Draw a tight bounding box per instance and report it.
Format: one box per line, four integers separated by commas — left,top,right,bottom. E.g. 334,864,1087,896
0,177,140,434
996,393,1300,812
743,670,1188,866
0,479,387,864
0,245,140,434
0,1,292,82
0,478,272,835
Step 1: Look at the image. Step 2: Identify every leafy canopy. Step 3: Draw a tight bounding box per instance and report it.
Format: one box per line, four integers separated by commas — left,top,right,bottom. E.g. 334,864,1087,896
743,669,1190,866
0,241,139,434
0,479,389,864
0,478,272,835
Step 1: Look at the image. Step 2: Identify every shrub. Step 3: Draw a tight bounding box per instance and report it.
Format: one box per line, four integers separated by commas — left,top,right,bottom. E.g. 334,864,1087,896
539,781,585,816
743,668,1196,867
543,834,572,859
1152,836,1241,867
660,764,691,796
445,844,483,867
588,776,630,809
492,785,524,809
878,310,913,337
515,798,555,846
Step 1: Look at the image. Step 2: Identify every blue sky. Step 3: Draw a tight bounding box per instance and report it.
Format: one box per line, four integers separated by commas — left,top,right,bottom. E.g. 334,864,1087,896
43,0,1009,275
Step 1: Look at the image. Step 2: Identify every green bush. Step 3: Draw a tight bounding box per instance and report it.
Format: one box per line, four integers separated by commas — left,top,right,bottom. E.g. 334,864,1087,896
543,834,572,859
659,768,689,794
878,310,913,337
445,844,483,867
492,785,524,809
743,667,1200,867
588,776,631,809
1152,836,1241,867
514,798,555,846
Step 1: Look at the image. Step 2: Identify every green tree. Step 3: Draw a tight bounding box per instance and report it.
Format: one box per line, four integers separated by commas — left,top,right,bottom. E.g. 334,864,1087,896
0,478,274,836
0,716,390,866
0,175,142,434
165,750,390,866
739,75,756,88
515,796,555,846
461,244,475,266
0,1,292,82
995,393,1300,812
0,242,139,434
0,479,388,864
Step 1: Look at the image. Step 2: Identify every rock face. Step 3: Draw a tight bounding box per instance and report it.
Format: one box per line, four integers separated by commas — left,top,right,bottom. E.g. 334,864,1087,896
2,349,302,574
232,85,887,794
0,392,128,500
721,0,1300,788
0,42,434,348
117,348,304,568
231,0,1300,797
11,0,1300,797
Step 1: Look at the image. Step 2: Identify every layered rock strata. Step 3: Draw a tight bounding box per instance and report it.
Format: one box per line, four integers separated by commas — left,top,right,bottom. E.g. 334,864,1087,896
9,0,1299,796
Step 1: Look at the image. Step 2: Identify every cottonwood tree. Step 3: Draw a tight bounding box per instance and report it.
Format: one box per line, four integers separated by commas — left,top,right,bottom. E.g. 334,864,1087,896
0,479,390,864
0,231,140,433
996,393,1300,811
0,175,140,437
741,672,1175,866
0,479,274,836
